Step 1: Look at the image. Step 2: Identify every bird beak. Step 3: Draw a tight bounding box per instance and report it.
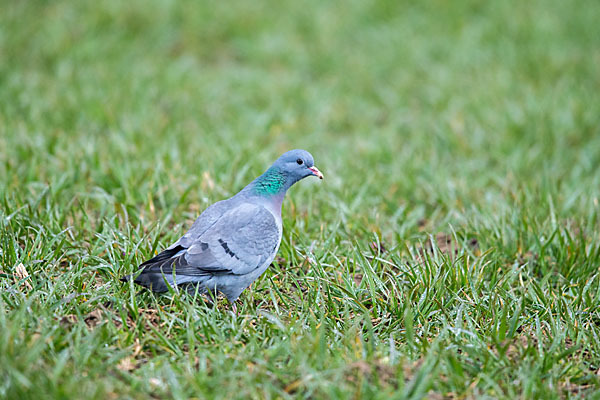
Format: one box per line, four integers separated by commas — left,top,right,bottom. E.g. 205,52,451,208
308,166,324,179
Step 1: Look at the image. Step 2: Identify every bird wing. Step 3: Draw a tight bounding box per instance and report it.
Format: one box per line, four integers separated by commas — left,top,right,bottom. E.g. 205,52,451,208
136,202,281,278
168,199,232,249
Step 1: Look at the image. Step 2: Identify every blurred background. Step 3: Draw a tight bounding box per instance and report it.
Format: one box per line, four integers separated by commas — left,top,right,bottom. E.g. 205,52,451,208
2,0,599,233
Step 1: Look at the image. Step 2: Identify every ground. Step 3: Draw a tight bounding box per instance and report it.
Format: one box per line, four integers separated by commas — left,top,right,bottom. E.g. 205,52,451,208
1,0,600,398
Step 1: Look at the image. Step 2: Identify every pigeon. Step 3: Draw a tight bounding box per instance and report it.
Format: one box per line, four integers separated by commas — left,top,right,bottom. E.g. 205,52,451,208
120,149,323,313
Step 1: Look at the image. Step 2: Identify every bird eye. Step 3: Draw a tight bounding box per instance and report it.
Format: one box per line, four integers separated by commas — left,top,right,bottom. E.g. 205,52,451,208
296,159,303,165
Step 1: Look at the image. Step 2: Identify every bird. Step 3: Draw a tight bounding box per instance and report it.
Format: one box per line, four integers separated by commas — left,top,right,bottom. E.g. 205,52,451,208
120,149,323,314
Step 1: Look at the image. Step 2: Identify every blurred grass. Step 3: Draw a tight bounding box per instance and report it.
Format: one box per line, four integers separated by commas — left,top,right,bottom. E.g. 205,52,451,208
1,0,600,398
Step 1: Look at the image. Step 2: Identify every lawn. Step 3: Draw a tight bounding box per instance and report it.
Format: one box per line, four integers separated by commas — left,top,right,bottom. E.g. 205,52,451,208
1,0,600,398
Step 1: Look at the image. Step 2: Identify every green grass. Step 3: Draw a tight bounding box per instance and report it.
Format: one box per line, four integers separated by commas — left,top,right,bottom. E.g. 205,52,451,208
1,0,600,398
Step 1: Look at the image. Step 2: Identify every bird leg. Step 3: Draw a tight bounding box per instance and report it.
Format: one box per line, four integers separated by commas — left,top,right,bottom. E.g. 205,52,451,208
231,302,238,315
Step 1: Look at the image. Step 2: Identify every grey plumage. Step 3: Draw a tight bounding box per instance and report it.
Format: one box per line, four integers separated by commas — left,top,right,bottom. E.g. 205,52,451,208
120,149,323,308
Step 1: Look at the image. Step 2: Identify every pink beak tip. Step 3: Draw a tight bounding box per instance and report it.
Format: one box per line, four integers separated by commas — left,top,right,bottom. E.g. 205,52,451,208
309,166,324,180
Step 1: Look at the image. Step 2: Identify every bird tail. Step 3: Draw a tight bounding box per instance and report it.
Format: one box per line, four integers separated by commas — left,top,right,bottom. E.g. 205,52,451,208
119,246,187,292
121,271,171,292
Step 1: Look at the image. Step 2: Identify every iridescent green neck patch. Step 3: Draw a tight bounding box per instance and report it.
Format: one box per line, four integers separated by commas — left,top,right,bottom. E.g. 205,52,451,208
253,167,286,196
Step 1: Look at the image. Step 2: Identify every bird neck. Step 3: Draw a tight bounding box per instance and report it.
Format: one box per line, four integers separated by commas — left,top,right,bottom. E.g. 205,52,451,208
251,166,291,197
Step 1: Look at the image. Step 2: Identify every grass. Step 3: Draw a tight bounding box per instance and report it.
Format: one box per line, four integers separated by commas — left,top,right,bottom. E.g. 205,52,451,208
1,0,600,398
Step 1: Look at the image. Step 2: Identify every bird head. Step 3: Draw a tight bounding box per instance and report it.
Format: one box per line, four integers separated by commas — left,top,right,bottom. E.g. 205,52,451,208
273,149,324,181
